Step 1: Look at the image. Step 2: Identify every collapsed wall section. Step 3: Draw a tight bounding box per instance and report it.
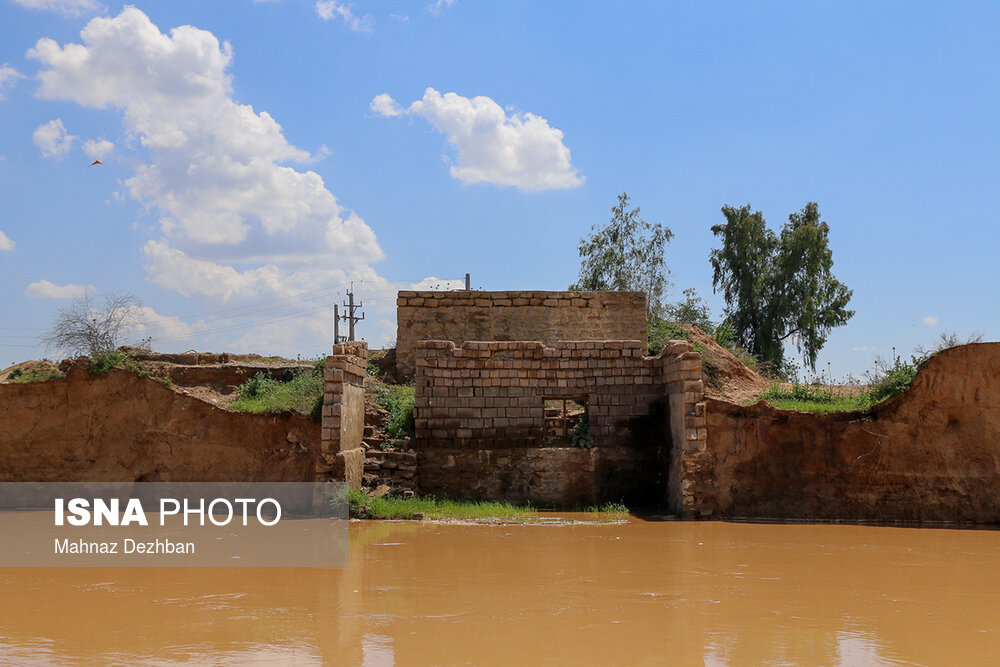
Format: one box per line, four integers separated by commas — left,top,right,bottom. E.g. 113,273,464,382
319,341,367,489
396,290,647,380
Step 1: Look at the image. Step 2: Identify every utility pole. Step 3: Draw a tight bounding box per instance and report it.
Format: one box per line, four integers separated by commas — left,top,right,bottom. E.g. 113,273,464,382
342,284,365,341
333,304,344,345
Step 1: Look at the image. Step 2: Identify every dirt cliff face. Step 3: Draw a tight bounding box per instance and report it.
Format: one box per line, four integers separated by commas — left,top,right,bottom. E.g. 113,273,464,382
701,343,1000,522
0,363,319,482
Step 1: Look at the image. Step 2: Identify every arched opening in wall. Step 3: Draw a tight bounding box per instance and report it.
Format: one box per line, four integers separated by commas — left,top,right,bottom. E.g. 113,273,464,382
542,395,591,447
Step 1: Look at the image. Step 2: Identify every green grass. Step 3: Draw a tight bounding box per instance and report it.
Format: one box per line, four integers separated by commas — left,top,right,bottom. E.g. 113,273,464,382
349,489,538,520
758,384,864,413
647,318,692,356
229,368,325,421
376,385,415,438
757,354,926,413
349,490,631,522
582,502,631,521
88,349,147,375
5,366,63,383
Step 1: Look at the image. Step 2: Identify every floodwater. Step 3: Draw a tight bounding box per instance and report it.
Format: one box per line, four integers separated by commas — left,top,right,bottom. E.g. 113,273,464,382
2,517,1000,665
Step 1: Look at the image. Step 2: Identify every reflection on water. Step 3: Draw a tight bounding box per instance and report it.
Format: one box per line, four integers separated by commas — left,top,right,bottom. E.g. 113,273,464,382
2,518,1000,665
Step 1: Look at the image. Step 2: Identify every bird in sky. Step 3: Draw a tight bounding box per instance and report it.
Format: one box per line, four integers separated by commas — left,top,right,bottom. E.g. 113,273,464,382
89,160,103,166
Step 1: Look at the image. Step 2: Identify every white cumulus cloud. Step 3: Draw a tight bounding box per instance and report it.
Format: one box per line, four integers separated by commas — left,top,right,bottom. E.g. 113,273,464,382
129,305,200,342
373,88,584,191
0,64,24,99
29,8,384,291
25,279,96,299
26,7,390,355
923,315,939,327
370,93,403,117
33,119,76,158
0,230,14,252
11,0,101,15
83,138,114,159
315,1,373,32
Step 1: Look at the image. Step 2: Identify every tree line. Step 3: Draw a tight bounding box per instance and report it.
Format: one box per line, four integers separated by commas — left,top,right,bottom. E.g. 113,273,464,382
571,193,854,374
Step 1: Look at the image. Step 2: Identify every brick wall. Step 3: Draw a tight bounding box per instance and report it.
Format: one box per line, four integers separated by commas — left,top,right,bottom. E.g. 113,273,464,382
319,341,367,489
415,340,663,450
660,341,709,518
395,290,647,379
413,339,706,508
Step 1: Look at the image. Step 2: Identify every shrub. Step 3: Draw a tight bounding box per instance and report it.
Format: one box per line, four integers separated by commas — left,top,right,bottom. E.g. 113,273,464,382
5,366,63,383
647,315,691,356
230,368,325,421
862,354,924,406
377,385,415,438
237,371,280,399
88,349,145,375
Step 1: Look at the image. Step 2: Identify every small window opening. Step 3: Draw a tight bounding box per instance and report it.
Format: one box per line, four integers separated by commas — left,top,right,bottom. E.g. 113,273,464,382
543,395,592,447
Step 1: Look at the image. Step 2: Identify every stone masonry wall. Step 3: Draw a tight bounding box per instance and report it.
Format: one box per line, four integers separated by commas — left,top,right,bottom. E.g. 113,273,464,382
414,339,706,509
660,341,710,518
415,340,663,450
396,290,647,380
319,341,367,489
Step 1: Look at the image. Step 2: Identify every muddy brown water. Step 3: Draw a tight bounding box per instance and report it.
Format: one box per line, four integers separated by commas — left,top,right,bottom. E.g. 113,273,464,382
2,517,999,665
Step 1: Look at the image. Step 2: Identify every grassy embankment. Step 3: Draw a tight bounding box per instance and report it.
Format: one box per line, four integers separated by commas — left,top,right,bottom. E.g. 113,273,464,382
4,365,62,383
228,362,326,421
757,354,923,413
349,489,630,521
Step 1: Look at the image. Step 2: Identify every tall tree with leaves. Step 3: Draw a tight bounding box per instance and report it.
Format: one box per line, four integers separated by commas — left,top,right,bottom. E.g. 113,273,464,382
709,202,853,371
571,192,673,316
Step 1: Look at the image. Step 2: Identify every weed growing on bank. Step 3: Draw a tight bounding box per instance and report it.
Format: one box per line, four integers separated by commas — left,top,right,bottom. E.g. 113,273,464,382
349,489,538,520
758,383,863,412
350,490,632,522
230,368,325,421
87,349,147,375
582,502,631,521
758,353,929,413
5,365,63,383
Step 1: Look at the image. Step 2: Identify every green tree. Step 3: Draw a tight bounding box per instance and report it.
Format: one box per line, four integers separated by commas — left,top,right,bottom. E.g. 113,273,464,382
665,287,714,333
709,202,853,371
570,192,673,316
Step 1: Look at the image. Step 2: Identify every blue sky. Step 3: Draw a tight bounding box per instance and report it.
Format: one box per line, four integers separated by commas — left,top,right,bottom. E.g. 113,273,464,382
0,0,997,378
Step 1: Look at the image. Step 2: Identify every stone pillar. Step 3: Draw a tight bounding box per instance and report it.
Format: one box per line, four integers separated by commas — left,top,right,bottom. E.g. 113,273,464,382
661,340,711,518
318,341,367,489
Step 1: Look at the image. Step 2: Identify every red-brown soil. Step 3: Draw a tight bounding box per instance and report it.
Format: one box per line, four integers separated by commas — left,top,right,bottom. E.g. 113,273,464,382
676,324,771,403
699,343,1000,522
0,360,318,482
